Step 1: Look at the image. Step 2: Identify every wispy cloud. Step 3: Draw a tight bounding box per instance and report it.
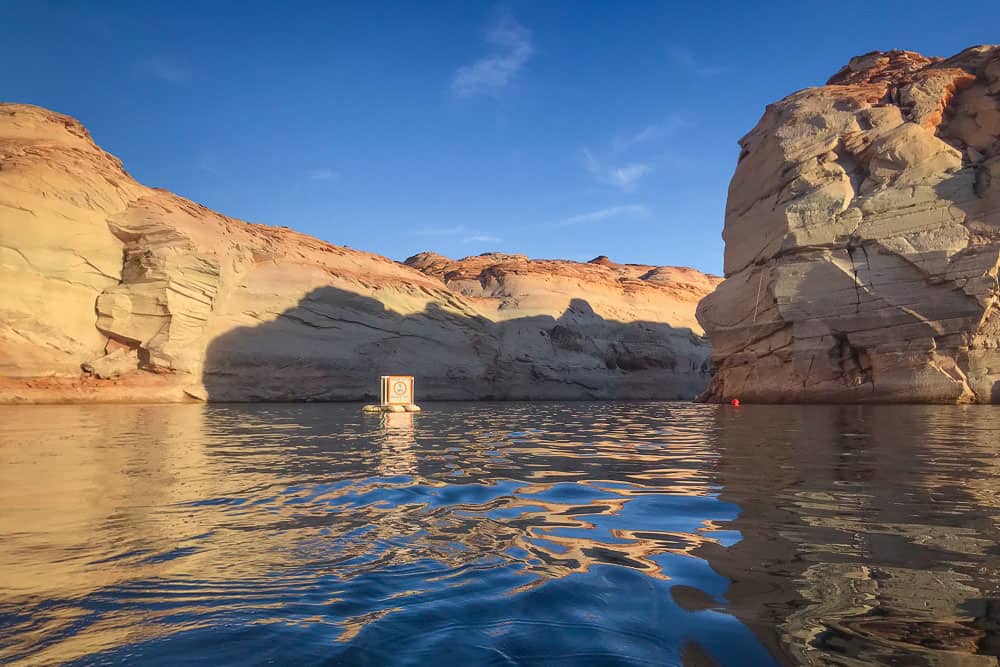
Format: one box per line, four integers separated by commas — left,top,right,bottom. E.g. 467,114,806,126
195,154,219,175
582,149,650,191
612,114,688,152
463,234,501,243
308,168,339,182
139,57,191,83
414,225,500,244
559,204,650,226
451,13,534,98
607,164,650,189
670,47,721,77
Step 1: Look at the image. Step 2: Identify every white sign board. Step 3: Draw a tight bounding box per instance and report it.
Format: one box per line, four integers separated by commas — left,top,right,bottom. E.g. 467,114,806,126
381,375,414,405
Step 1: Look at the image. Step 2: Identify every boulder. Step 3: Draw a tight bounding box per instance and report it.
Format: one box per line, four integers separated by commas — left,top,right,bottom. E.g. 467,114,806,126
81,348,139,380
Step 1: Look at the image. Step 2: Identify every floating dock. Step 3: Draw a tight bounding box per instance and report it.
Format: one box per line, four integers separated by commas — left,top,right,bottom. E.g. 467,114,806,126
362,403,422,413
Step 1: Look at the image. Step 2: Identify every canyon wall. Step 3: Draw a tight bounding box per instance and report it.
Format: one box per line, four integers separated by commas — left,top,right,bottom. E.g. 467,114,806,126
0,104,716,403
406,252,718,400
697,45,1000,403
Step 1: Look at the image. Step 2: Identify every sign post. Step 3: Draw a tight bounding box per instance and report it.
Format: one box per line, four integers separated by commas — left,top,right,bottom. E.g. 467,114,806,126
363,376,420,413
381,375,413,406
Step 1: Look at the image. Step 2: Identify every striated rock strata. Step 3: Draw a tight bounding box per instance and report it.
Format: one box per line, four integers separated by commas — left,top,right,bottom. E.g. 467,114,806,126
0,103,717,402
698,45,1000,403
406,252,719,400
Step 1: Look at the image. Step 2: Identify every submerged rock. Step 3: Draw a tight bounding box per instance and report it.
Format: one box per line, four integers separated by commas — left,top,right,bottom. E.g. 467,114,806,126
0,104,718,402
698,45,1000,403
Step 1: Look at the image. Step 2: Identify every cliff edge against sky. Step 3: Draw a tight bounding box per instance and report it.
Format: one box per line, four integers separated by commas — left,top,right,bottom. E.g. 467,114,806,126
0,103,717,403
698,45,1000,403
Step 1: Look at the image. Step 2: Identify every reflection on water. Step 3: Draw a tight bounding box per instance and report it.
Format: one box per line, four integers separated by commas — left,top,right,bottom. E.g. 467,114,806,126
706,406,1000,666
0,403,998,665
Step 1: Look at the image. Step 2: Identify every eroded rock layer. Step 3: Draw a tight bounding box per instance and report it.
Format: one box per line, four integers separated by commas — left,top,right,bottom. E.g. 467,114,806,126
406,252,719,399
0,104,716,402
697,45,1000,403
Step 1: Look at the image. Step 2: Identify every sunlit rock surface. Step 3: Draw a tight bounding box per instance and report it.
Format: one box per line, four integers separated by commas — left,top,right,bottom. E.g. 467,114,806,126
0,104,717,402
698,45,1000,403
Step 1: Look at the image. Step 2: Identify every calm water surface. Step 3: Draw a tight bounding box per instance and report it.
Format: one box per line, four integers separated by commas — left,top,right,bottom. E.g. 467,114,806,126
1,402,999,666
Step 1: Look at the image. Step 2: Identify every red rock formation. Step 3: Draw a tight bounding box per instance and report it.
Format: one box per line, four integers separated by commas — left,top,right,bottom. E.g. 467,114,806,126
826,50,941,86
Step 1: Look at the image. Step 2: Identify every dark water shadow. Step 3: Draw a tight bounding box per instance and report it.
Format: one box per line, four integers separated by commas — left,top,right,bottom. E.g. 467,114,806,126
201,286,711,401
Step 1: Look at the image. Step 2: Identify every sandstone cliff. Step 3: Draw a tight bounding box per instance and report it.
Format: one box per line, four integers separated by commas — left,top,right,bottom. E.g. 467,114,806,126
406,252,719,399
697,45,1000,403
0,103,716,402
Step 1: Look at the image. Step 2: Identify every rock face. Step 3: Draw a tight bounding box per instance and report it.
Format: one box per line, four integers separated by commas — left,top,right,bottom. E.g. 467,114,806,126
405,252,719,399
697,45,1000,403
0,103,717,402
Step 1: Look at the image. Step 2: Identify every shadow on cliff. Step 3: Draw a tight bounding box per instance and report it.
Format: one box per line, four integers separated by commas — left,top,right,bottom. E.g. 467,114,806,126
200,285,711,402
932,163,1000,403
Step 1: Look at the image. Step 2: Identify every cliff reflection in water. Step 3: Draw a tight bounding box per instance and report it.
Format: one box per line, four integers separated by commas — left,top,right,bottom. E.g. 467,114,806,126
703,405,1000,665
0,403,998,665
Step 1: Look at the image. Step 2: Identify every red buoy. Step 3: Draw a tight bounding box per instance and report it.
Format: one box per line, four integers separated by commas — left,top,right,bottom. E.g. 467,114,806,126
731,398,741,406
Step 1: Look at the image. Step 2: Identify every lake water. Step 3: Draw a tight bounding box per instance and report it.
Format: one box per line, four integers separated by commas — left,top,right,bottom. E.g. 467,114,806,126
1,402,998,666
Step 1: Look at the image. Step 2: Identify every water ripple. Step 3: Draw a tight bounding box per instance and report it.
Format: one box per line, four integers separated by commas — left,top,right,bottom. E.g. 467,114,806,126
1,402,999,665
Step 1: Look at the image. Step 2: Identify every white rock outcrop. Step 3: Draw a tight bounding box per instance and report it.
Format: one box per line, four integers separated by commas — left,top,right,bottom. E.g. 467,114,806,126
698,46,1000,403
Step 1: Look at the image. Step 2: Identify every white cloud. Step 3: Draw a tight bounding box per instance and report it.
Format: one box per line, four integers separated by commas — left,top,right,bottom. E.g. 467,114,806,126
582,149,650,191
670,47,722,77
451,14,534,98
309,168,339,181
559,204,650,226
413,226,499,243
607,163,650,189
139,57,190,83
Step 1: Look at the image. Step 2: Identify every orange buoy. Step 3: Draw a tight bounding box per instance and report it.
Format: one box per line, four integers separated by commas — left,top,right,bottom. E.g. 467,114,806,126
731,398,741,406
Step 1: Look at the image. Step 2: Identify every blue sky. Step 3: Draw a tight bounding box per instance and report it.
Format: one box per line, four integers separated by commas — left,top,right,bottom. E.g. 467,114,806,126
3,1,998,274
